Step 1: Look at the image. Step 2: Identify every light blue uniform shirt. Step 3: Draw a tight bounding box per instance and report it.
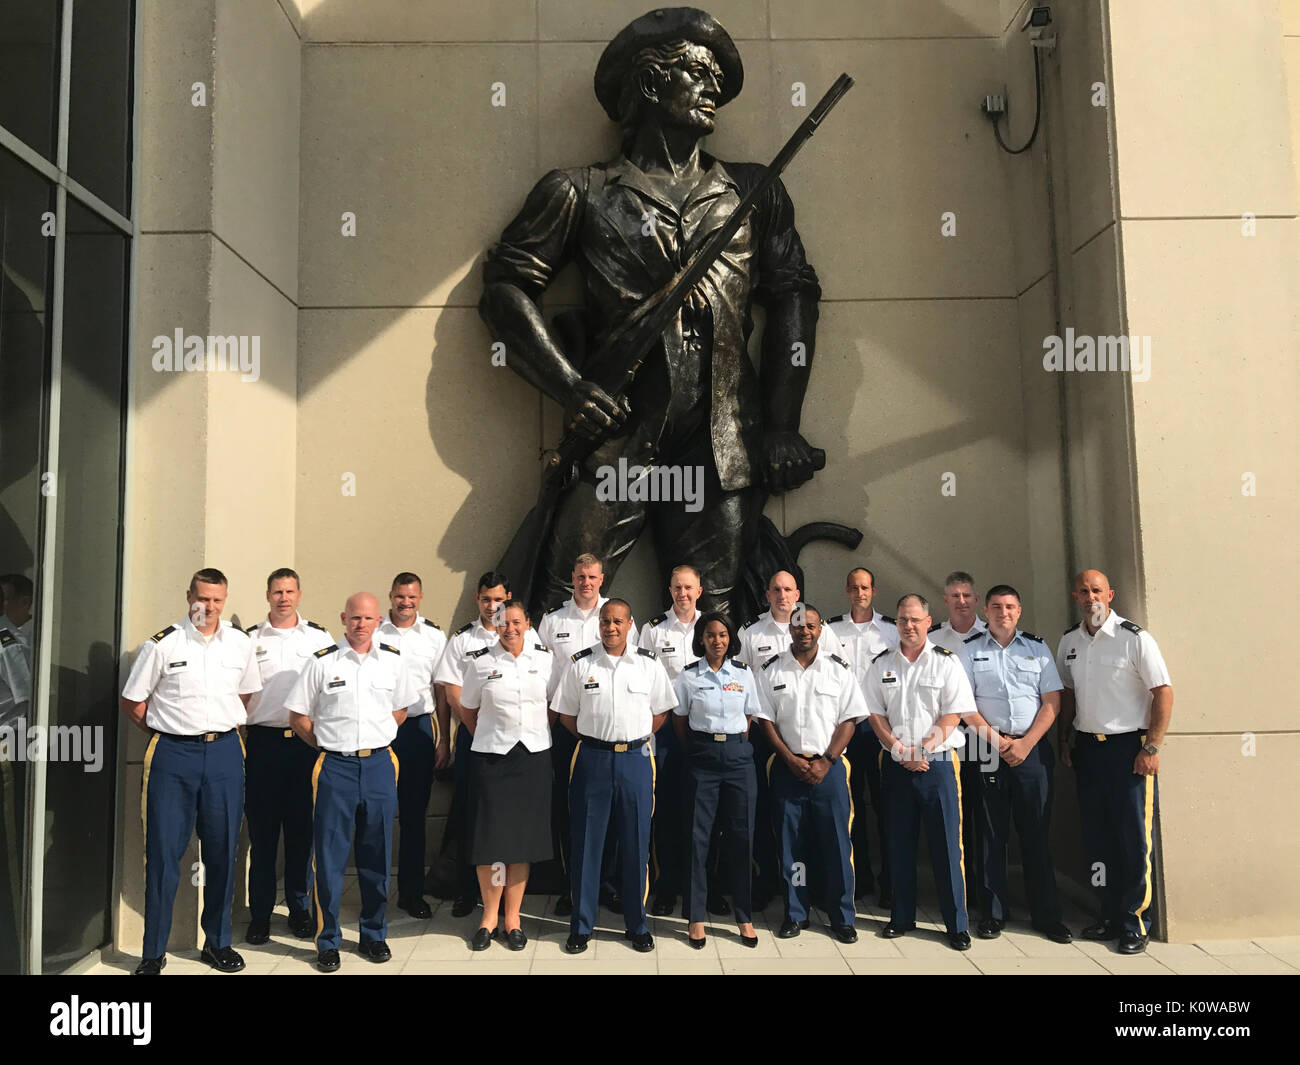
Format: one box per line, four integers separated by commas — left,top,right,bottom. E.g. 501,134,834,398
673,657,759,734
958,629,1063,735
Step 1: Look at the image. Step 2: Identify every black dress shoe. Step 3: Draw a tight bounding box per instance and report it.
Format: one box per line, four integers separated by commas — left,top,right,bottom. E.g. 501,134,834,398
688,934,707,950
948,930,972,951
505,928,528,951
244,920,271,945
777,918,809,939
287,909,314,939
451,896,478,918
554,893,573,917
880,922,914,939
706,892,732,916
469,927,496,951
601,888,622,913
1032,920,1074,944
1081,920,1121,941
739,932,759,948
317,948,340,972
399,896,432,919
831,924,858,944
359,939,392,963
132,955,165,975
625,930,655,952
976,918,1003,939
200,944,246,973
564,933,590,954
1118,931,1148,954
651,895,676,917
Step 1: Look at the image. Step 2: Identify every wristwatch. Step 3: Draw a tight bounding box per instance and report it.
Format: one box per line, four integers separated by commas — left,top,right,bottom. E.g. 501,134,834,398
1141,742,1159,755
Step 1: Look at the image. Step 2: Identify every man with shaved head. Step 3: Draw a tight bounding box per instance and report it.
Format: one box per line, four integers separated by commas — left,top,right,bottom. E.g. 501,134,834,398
1056,569,1172,955
288,592,418,972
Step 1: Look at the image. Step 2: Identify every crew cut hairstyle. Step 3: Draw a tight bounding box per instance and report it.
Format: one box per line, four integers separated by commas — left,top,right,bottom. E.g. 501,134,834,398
984,584,1021,603
670,563,702,583
572,553,603,572
391,571,422,590
267,567,300,589
601,597,633,618
944,571,975,590
190,568,229,592
896,593,930,615
691,611,738,659
477,571,511,595
846,566,876,587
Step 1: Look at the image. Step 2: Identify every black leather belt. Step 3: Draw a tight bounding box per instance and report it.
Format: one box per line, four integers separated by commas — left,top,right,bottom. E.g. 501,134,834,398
690,729,747,743
578,734,650,753
1077,730,1141,743
156,729,233,743
324,745,390,758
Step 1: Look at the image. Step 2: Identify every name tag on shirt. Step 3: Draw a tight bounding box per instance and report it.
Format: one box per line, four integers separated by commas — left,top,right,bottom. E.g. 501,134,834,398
327,678,347,690
1066,652,1077,661
881,675,897,685
168,661,187,669
583,682,600,690
772,683,786,691
486,671,503,681
557,632,571,639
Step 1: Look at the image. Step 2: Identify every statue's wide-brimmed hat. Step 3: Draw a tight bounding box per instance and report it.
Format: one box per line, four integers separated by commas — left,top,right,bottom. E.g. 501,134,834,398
594,7,744,121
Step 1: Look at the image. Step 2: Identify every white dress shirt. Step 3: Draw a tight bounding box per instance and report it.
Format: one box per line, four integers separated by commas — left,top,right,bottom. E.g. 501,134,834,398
285,638,416,752
243,615,336,727
826,610,898,675
928,617,987,655
752,648,868,756
738,610,844,668
1056,611,1171,734
539,597,639,682
861,643,975,753
459,641,557,755
554,644,676,744
434,618,499,687
376,614,446,718
121,618,261,735
637,607,700,680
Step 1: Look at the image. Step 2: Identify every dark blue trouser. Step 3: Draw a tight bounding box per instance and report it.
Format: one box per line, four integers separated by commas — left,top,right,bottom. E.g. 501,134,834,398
451,721,478,899
142,730,244,957
245,725,316,921
650,718,684,901
847,724,881,893
882,749,968,933
312,748,398,951
957,725,984,900
550,722,575,890
568,741,654,936
979,734,1062,923
768,755,855,927
392,713,435,902
749,728,780,894
1073,731,1157,936
683,735,755,923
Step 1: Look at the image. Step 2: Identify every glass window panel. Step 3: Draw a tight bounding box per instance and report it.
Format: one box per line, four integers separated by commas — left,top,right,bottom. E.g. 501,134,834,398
0,0,61,162
68,0,134,213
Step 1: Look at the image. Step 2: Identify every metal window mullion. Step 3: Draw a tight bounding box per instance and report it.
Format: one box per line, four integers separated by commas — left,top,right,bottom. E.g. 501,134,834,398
0,124,133,237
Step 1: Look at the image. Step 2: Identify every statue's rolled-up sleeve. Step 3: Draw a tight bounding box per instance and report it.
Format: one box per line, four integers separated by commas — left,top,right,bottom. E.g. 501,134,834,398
483,168,584,299
753,177,821,305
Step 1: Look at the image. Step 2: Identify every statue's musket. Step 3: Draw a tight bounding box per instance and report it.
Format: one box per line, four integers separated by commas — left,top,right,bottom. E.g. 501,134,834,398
498,73,855,608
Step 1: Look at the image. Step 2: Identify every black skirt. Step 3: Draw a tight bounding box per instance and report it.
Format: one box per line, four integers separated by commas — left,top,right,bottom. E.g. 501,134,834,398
468,741,554,866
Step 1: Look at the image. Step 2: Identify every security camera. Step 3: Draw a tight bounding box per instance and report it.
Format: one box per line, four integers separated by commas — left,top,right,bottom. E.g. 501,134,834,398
1020,5,1051,31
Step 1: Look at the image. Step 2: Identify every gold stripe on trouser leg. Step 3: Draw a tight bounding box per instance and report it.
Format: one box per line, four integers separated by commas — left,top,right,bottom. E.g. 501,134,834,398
140,734,160,834
950,751,966,901
237,729,246,757
311,751,326,940
765,752,776,785
1135,770,1155,936
389,748,400,784
842,755,855,880
568,740,582,782
645,753,657,906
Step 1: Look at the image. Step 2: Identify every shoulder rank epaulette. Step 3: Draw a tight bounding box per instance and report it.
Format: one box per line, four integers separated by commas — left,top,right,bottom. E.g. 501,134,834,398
829,653,849,669
963,631,983,644
1063,622,1080,634
245,622,260,635
534,643,550,653
647,613,666,627
468,647,489,658
571,647,592,662
547,604,565,614
455,622,473,636
880,615,896,624
872,648,891,663
1120,620,1143,634
306,620,327,632
637,647,657,658
0,630,14,647
827,614,845,624
422,619,441,630
932,645,954,656
1021,631,1044,643
762,655,779,670
313,644,337,658
380,642,400,654
729,658,749,670
741,619,757,629
150,625,176,643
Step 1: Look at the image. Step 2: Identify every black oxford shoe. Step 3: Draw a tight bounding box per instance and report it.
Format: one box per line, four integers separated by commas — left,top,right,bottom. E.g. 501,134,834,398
470,927,496,951
948,931,973,951
399,896,432,920
976,918,1003,939
505,928,528,951
1082,920,1121,941
200,945,246,973
359,939,392,963
880,922,914,939
1118,931,1148,955
564,933,590,955
777,918,809,939
244,920,271,945
831,924,858,944
625,930,655,952
651,894,676,917
554,893,574,916
132,955,165,976
287,910,314,939
451,896,478,918
317,948,341,972
1033,921,1074,944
